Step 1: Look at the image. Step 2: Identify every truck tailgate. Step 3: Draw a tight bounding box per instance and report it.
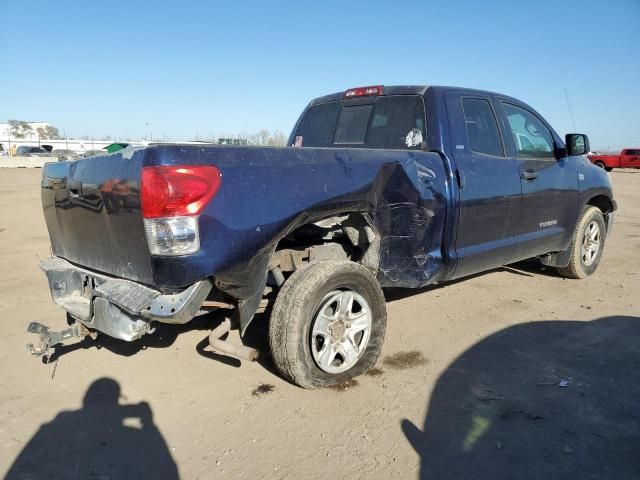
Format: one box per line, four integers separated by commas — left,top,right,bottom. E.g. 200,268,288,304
41,152,153,284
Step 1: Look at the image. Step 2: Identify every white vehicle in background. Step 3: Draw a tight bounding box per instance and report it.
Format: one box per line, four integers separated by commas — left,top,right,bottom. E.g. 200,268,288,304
52,149,79,161
81,149,107,158
0,144,7,156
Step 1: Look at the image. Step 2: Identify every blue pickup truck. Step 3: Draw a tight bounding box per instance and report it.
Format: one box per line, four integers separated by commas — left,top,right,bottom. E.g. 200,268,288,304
32,85,615,388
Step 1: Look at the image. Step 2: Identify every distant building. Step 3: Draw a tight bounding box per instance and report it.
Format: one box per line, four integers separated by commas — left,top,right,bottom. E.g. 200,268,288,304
0,122,52,142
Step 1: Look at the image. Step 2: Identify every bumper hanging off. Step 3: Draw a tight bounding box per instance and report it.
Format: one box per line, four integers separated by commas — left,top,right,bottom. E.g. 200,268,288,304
38,256,212,342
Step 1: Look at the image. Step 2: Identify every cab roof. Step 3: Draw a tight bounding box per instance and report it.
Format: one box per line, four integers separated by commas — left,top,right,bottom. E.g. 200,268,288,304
309,85,518,106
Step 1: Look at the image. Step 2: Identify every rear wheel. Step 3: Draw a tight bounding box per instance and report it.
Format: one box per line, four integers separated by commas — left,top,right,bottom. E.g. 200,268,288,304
557,206,606,279
605,167,613,172
269,260,386,388
594,161,605,169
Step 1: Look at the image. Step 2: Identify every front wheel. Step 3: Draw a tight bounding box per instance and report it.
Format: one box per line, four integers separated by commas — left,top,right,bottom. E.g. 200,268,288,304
557,206,607,279
268,260,386,388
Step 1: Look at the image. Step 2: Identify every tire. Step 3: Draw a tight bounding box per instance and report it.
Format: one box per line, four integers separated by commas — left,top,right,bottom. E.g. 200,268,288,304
605,167,613,172
556,206,607,279
595,161,605,169
269,260,386,388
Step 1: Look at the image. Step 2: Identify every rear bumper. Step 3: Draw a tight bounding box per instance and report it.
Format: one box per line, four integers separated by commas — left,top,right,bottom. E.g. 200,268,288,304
41,256,212,341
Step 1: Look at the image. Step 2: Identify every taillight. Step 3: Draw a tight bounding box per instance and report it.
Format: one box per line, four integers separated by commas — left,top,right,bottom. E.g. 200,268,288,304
141,165,221,218
140,165,220,256
343,85,383,98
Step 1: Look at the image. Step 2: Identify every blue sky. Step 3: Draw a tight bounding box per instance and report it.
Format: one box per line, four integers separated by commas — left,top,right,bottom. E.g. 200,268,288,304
2,0,639,150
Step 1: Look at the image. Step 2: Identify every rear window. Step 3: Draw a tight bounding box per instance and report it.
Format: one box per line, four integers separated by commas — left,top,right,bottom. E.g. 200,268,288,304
293,95,426,150
293,101,341,147
335,105,373,144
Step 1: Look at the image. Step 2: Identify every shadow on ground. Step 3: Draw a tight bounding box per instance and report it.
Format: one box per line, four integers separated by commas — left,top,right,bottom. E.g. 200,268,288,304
45,310,229,361
5,378,178,480
43,308,277,374
402,315,640,480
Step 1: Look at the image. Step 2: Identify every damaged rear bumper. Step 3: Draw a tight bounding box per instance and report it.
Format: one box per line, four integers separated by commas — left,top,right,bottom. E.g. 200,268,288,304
41,256,212,341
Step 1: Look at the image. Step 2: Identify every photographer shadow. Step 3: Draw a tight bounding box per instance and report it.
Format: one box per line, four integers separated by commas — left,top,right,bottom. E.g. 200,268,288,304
5,378,178,480
401,315,640,480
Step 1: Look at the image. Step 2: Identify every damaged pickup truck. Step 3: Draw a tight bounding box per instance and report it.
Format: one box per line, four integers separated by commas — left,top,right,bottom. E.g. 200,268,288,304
32,85,616,388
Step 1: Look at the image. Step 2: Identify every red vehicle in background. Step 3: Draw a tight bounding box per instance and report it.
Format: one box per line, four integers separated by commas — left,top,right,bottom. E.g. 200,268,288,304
588,149,640,172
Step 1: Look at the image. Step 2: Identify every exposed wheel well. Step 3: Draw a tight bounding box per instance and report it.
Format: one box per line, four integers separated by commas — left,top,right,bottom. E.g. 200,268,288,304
268,212,380,286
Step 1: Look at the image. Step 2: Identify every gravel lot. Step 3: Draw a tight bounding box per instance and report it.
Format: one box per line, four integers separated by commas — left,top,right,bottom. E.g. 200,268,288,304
1,168,638,479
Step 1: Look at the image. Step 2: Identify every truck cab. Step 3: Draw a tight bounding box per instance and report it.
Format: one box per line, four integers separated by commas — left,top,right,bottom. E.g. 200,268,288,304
619,149,640,168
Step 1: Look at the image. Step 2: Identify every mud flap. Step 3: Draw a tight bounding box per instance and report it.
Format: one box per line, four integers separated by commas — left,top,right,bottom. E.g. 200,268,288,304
540,249,572,268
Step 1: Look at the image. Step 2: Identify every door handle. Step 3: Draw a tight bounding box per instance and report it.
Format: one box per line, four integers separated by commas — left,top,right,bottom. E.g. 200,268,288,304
521,169,538,181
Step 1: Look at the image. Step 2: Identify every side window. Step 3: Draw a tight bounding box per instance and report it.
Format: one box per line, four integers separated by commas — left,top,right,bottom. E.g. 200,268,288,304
502,103,555,159
461,98,504,157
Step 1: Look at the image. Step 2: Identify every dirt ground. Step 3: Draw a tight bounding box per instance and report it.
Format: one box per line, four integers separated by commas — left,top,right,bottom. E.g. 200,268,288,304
1,168,638,479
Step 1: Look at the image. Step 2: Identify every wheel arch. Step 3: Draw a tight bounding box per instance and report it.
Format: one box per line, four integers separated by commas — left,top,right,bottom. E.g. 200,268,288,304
220,210,381,337
586,194,616,232
587,194,615,214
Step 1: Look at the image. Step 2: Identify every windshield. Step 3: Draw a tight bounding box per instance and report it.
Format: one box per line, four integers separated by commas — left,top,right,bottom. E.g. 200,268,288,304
292,95,426,150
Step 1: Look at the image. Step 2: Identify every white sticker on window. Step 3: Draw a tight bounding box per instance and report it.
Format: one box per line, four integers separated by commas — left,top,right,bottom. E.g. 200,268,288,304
294,136,303,147
405,128,423,148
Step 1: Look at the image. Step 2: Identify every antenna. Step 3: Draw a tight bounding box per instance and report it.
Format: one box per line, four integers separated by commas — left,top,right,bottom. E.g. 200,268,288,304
564,88,577,132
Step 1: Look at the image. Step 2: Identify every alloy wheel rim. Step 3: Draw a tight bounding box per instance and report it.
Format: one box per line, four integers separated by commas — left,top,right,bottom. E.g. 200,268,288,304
310,289,372,374
581,221,600,267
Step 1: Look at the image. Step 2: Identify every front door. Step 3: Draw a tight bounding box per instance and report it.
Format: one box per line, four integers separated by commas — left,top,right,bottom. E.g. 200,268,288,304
445,92,522,279
497,101,580,260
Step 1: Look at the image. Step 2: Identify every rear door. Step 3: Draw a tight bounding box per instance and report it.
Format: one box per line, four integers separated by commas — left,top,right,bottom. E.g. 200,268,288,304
497,101,580,259
444,91,522,279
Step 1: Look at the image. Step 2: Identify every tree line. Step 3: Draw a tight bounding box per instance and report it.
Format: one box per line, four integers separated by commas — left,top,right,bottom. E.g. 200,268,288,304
214,130,287,146
7,120,61,140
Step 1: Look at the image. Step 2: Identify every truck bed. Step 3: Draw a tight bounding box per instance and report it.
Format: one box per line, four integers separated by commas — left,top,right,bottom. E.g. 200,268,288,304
41,144,450,292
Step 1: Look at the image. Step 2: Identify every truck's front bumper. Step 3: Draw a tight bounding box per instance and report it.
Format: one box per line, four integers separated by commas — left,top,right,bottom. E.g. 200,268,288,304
41,256,212,341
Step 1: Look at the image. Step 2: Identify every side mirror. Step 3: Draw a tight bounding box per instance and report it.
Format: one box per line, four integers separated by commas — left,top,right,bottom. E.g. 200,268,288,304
565,133,589,156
